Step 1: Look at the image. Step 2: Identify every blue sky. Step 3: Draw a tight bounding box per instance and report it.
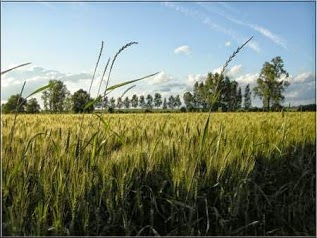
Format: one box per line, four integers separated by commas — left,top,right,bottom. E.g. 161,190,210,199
1,1,316,107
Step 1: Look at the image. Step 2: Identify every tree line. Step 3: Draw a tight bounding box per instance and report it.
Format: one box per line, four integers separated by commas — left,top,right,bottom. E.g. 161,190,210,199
95,94,182,111
183,73,252,112
183,56,290,112
2,56,301,113
2,81,183,113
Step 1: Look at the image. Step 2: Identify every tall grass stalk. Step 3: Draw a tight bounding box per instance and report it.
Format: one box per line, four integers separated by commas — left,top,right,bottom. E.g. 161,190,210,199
8,81,26,149
186,36,254,200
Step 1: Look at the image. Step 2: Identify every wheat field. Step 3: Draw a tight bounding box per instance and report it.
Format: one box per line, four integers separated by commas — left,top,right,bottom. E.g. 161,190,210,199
2,112,316,236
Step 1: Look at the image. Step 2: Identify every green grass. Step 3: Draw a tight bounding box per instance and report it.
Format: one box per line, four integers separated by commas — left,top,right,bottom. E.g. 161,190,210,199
2,112,316,236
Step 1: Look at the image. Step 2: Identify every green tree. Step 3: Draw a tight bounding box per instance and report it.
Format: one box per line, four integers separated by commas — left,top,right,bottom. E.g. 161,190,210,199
123,96,130,109
146,94,153,109
116,97,123,109
26,98,41,113
139,95,146,108
110,97,116,109
95,96,108,109
253,56,290,111
183,92,194,109
204,72,225,110
64,95,73,112
41,79,70,112
174,95,182,108
154,93,163,108
102,96,109,109
183,92,194,111
244,84,252,110
236,87,242,110
168,95,175,109
162,98,167,110
131,94,138,108
72,89,94,113
226,82,242,111
2,94,27,113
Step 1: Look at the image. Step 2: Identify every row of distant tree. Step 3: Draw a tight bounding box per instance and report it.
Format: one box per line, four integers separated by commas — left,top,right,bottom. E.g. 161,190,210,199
1,82,184,113
2,56,315,114
95,94,182,111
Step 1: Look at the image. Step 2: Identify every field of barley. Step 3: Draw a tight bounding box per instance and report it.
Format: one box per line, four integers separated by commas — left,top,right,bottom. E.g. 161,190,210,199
2,112,316,236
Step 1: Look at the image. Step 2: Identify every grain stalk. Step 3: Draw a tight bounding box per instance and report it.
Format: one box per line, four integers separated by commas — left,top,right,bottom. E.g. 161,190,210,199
76,41,104,158
186,36,254,201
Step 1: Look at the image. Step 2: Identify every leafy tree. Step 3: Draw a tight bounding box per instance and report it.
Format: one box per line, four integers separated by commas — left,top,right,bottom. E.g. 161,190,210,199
183,92,194,111
2,94,27,113
244,84,252,110
42,91,49,111
154,93,163,108
162,98,167,110
131,94,138,108
103,96,109,109
95,96,109,109
110,97,116,109
191,73,225,111
191,73,240,111
139,95,146,108
168,95,175,109
116,97,123,109
253,56,290,111
236,87,242,110
26,98,41,113
64,95,73,112
123,96,130,109
227,83,242,111
193,81,207,109
72,89,94,113
146,94,153,109
204,72,225,110
174,95,182,108
41,79,70,112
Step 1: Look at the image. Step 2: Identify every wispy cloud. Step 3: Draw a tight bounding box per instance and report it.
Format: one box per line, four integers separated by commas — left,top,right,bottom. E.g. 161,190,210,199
197,2,287,49
164,2,236,40
227,16,287,49
247,41,261,53
164,2,260,53
174,45,191,55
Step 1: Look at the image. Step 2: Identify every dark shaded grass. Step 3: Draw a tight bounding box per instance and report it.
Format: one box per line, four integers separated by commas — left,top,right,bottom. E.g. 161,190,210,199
3,142,315,236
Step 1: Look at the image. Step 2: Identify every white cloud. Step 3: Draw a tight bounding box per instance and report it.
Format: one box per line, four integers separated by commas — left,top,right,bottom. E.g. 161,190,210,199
187,74,206,85
227,64,242,77
149,71,173,85
1,65,94,103
290,72,315,83
236,73,259,84
174,45,191,55
212,64,242,77
212,66,222,75
225,41,231,47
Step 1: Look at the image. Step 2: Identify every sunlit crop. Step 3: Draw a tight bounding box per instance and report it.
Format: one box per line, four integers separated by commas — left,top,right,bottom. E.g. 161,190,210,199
2,112,315,236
